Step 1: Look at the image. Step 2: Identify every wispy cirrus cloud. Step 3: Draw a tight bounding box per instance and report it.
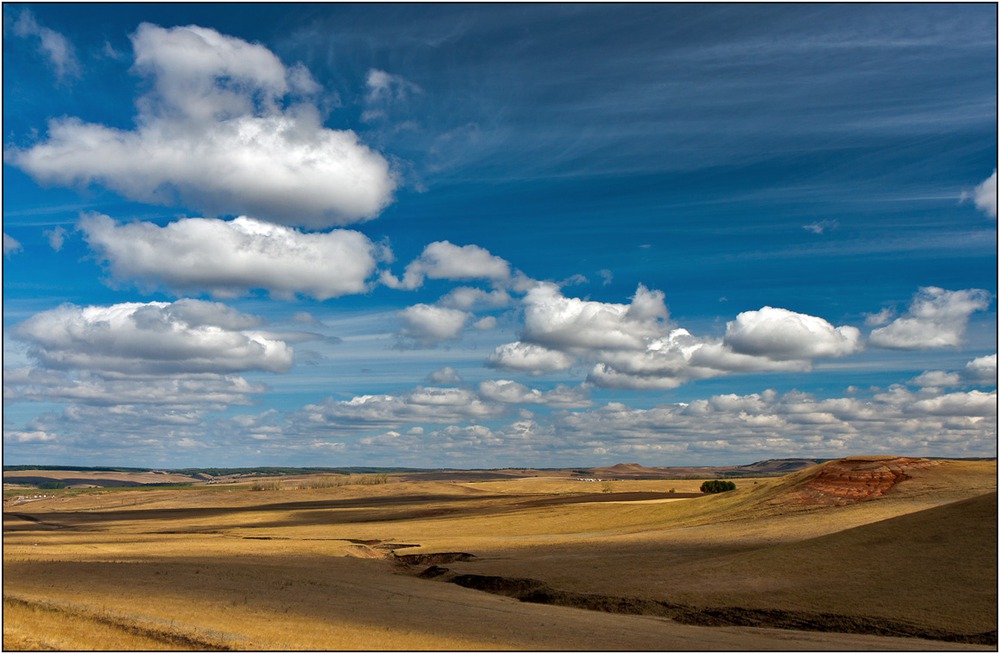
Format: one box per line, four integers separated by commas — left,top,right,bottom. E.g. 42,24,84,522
362,69,422,123
3,233,23,257
12,10,80,83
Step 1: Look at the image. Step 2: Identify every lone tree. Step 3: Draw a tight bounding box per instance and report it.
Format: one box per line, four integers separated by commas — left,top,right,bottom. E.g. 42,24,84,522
700,479,736,494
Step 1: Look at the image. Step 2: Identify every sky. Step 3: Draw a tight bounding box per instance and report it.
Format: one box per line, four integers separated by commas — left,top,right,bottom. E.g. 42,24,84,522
2,3,997,469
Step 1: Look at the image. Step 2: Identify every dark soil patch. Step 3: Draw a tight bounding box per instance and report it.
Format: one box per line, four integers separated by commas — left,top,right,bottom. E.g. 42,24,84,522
374,543,420,551
396,552,476,565
418,565,450,578
3,513,73,531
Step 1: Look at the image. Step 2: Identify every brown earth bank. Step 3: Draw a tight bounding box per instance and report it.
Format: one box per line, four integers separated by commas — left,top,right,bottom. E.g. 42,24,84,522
3,456,996,650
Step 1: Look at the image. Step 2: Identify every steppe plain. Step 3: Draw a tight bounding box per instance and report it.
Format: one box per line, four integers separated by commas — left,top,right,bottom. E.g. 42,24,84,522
3,456,997,650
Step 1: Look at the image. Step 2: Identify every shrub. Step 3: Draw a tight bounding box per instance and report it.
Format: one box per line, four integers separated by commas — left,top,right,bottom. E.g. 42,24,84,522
305,473,389,489
249,480,282,491
700,479,736,494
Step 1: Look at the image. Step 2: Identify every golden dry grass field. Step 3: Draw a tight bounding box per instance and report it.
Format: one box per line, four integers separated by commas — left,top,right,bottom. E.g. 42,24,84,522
3,457,996,650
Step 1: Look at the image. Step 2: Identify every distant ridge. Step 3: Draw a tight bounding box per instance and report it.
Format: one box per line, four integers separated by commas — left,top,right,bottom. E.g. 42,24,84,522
586,458,828,480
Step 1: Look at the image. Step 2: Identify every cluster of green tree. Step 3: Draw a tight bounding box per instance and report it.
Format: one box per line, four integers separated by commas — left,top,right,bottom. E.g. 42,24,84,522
700,480,737,494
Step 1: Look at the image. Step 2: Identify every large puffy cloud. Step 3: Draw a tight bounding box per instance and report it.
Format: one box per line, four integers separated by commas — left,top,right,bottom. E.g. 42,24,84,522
397,304,470,347
869,287,992,349
381,241,511,290
522,283,667,351
723,306,862,360
6,23,395,227
80,214,382,300
14,299,292,374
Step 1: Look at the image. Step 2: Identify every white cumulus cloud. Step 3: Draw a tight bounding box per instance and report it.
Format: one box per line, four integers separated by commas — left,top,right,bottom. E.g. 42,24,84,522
397,304,470,347
302,386,501,428
438,286,512,310
493,284,859,388
478,380,590,407
911,390,997,417
4,430,57,443
427,367,463,384
522,283,667,352
6,23,395,228
869,287,992,349
487,341,575,373
4,367,264,410
910,370,962,389
80,214,383,300
14,299,293,374
382,240,512,290
972,170,997,219
723,306,862,360
965,354,997,385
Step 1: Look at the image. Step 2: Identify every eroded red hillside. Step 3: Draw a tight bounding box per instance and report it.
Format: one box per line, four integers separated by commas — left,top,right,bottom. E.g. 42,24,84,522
788,456,938,506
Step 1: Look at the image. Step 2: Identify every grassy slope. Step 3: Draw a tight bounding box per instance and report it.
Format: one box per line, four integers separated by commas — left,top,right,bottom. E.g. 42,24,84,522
648,491,997,633
432,459,998,638
3,459,996,650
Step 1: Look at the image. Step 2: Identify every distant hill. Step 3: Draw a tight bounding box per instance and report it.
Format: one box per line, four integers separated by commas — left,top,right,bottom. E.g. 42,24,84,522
586,458,827,480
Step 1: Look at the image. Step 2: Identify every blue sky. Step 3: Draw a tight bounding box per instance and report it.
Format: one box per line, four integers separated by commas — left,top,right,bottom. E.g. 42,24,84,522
3,4,996,468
